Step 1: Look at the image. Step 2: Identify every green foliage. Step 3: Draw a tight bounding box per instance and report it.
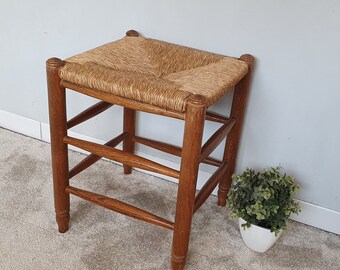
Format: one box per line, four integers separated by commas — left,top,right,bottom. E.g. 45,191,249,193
227,167,300,236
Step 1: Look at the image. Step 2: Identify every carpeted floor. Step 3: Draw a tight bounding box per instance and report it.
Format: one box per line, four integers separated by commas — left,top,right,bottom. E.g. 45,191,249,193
0,127,339,270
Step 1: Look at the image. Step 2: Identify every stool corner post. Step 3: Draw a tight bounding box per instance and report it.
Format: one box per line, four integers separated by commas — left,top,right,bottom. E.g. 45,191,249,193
46,56,70,233
171,95,206,269
240,54,255,66
123,107,136,174
218,54,255,207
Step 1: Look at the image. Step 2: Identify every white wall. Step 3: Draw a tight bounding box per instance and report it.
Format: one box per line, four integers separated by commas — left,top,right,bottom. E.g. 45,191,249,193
1,1,340,231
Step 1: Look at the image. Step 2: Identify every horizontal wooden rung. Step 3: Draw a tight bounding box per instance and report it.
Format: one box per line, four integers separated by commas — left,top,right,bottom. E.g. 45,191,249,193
132,136,182,157
194,161,228,213
200,117,236,162
69,132,128,179
64,136,180,179
202,157,223,167
205,111,230,124
66,186,174,230
67,101,113,129
133,136,222,167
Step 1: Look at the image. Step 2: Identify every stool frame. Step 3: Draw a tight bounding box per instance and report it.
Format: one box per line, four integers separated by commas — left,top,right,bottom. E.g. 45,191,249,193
47,46,254,270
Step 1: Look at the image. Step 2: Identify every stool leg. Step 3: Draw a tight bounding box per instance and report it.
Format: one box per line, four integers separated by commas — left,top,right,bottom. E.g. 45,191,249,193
218,54,255,206
123,108,136,174
46,58,70,233
172,95,206,270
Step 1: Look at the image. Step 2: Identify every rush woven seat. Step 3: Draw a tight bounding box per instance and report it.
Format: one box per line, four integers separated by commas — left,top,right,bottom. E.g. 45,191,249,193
46,30,254,270
59,34,248,112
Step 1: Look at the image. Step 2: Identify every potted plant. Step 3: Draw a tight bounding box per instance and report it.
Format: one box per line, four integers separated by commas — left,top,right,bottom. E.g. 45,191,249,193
227,166,300,252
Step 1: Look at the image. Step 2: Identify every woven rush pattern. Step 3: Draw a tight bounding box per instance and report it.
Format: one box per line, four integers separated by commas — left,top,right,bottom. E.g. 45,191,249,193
59,35,248,112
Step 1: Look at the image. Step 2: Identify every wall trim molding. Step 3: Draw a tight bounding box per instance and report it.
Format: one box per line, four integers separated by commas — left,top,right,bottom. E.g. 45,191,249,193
0,109,41,139
1,110,339,235
291,200,340,235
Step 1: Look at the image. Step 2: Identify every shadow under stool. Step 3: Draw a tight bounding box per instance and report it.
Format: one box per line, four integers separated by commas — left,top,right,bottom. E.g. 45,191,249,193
46,29,254,270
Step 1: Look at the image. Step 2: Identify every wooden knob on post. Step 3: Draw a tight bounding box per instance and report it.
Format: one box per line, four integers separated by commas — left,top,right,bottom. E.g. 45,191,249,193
126,30,139,37
188,94,206,107
46,57,64,68
239,54,255,69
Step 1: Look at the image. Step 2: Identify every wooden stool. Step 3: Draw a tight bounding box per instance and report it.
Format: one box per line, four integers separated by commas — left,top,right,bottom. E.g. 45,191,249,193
46,30,254,270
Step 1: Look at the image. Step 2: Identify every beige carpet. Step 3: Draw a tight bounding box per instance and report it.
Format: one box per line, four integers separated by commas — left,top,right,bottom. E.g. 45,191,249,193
0,127,339,270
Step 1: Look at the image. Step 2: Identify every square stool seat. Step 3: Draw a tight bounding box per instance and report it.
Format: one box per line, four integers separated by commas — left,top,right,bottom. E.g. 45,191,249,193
46,30,254,270
59,32,248,112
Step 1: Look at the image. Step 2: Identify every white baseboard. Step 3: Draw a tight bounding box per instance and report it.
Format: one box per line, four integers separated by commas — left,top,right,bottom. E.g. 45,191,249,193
2,112,340,235
0,109,41,139
291,200,340,235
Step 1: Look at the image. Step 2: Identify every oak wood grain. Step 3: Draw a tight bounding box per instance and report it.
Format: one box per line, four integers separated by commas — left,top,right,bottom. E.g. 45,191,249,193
200,117,236,163
205,111,229,124
171,95,206,270
46,58,70,233
194,161,228,213
64,136,180,179
69,132,128,179
123,108,136,174
218,54,255,206
66,186,174,230
67,101,113,129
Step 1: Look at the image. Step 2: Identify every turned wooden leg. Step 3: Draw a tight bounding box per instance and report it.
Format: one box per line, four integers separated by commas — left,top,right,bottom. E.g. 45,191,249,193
46,58,70,233
123,107,136,174
172,95,206,270
218,54,255,206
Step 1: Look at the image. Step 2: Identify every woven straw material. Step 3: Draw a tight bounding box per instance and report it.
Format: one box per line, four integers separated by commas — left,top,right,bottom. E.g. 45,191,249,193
59,36,248,112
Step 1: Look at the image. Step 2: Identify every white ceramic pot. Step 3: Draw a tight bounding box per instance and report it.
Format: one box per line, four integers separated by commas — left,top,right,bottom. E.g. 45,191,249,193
238,217,282,252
